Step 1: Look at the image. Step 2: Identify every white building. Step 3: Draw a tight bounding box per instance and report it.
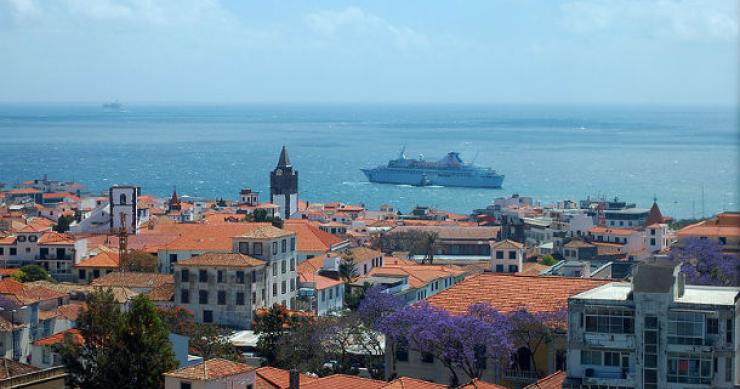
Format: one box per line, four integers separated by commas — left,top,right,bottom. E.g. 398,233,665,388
565,260,739,388
490,239,525,273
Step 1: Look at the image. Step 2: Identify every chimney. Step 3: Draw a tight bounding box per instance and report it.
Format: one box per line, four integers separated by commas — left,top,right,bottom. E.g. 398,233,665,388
289,369,300,389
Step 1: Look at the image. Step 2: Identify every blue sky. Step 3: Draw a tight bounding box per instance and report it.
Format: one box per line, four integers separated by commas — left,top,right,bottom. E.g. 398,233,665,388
0,0,738,105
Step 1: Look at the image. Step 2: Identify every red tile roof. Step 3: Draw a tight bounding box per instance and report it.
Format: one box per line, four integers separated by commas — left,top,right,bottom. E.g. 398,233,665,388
589,226,638,237
32,328,83,347
677,212,740,238
427,273,611,315
74,251,120,269
37,231,75,245
384,377,447,388
457,378,508,389
177,253,265,268
91,272,173,289
301,374,386,389
524,371,566,389
283,219,344,252
255,366,319,388
164,358,256,380
0,359,39,379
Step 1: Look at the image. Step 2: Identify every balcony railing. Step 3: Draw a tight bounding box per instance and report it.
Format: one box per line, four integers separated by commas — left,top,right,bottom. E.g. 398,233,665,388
583,333,635,349
35,255,73,261
503,369,540,383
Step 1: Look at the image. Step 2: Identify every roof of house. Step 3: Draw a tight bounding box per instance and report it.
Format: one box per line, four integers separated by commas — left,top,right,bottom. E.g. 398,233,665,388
74,251,120,269
456,378,508,388
39,304,83,322
0,359,40,380
383,377,447,388
491,239,524,250
348,246,382,262
143,282,174,302
177,253,265,268
426,273,611,315
523,371,566,389
391,226,500,241
37,231,75,245
164,358,256,380
91,272,173,289
236,225,295,240
32,328,83,347
677,212,740,238
255,366,319,388
589,226,638,237
0,279,68,305
301,374,386,389
365,264,466,289
283,219,344,252
563,239,595,249
299,271,344,290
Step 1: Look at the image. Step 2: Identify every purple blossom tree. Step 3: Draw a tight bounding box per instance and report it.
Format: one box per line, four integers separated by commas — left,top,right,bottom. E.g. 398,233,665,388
378,302,513,386
508,308,567,377
356,285,405,328
670,238,739,286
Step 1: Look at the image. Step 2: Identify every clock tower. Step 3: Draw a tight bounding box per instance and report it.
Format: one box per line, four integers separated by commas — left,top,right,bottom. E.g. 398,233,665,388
270,146,298,219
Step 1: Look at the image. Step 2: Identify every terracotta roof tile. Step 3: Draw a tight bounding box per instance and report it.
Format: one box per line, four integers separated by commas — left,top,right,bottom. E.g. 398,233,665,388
74,251,120,269
164,358,256,380
238,225,295,240
177,253,265,268
348,247,383,262
365,265,466,289
37,231,75,245
524,371,566,389
32,328,83,347
283,220,344,252
677,213,740,238
383,377,447,388
588,226,638,237
0,359,40,379
457,378,508,389
301,374,386,389
491,239,524,250
144,282,174,302
91,272,173,289
255,366,319,389
427,273,610,315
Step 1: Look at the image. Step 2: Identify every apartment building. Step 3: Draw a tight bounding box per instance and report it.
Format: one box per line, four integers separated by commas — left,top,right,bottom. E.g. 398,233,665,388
565,260,739,389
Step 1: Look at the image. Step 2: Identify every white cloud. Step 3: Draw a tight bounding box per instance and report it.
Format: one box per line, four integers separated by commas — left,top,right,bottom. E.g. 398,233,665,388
560,0,739,41
305,6,429,50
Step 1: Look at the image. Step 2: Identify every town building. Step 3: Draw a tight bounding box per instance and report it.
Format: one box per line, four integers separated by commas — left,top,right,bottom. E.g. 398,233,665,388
564,260,739,388
677,212,740,254
490,239,525,273
164,358,257,389
270,146,299,219
387,273,611,387
174,253,265,328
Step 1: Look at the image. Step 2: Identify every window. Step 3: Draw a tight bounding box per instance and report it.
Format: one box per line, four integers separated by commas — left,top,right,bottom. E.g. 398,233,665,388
78,269,86,279
272,283,277,296
667,352,712,385
252,270,257,283
290,237,296,251
203,311,213,323
236,292,245,305
727,319,734,343
282,239,287,253
321,290,326,302
42,348,50,364
93,269,100,278
119,193,127,204
290,258,295,271
181,269,189,282
217,270,224,283
508,250,516,260
495,251,504,259
726,357,733,382
199,270,207,283
650,238,656,246
199,290,208,304
585,306,634,334
217,291,226,305
495,264,504,272
396,338,409,362
281,280,286,294
421,352,434,363
281,260,286,274
9,248,16,256
581,350,601,365
329,288,333,299
272,262,278,276
238,242,249,254
707,318,719,334
253,243,263,256
719,237,727,245
180,383,192,389
236,271,245,284
0,248,3,255
603,351,621,367
508,265,518,273
181,290,189,304
272,242,278,255
290,278,295,291
668,311,704,345
169,253,178,264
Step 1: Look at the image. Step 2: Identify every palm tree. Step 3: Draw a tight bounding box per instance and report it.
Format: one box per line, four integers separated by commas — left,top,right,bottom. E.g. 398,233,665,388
339,252,358,283
422,232,439,264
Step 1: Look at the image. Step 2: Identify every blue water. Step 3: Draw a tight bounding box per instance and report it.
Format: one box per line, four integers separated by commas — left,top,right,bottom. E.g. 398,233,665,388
0,103,738,219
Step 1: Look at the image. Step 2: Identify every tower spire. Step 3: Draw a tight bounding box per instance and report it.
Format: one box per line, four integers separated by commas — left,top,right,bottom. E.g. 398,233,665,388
277,146,291,168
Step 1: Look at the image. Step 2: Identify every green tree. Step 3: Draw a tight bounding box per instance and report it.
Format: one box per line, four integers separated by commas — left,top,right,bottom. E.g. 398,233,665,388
253,208,268,222
540,254,556,266
339,252,358,283
156,307,241,361
254,304,308,365
58,290,177,389
12,264,53,282
122,250,159,272
54,215,75,233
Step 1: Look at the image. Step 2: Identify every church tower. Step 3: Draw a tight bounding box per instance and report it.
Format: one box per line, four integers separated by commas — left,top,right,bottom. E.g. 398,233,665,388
270,146,298,219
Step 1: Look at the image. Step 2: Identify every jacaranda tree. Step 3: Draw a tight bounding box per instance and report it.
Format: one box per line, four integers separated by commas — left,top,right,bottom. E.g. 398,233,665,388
670,237,739,286
509,308,567,377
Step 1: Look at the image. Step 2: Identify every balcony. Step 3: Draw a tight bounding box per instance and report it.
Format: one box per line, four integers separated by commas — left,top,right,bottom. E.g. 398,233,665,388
583,367,635,386
503,369,540,384
35,255,73,261
583,333,635,349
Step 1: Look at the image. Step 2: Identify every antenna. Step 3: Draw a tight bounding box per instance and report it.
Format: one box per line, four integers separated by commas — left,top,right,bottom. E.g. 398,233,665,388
701,183,705,219
471,151,480,165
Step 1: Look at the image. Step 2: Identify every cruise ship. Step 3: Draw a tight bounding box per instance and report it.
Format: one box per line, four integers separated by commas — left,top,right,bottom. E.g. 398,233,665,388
361,149,504,188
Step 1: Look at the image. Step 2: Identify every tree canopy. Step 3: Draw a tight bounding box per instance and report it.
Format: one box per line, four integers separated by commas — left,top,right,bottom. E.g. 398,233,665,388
57,290,177,389
670,238,739,286
12,264,54,282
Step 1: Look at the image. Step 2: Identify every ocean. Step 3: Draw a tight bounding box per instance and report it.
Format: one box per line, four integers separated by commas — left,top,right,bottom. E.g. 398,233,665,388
0,103,737,219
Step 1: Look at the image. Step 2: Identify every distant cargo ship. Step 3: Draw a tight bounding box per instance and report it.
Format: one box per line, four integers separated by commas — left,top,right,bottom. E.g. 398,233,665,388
102,100,123,110
362,148,504,188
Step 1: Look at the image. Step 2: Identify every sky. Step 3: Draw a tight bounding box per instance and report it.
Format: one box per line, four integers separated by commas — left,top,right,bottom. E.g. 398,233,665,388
0,0,738,105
